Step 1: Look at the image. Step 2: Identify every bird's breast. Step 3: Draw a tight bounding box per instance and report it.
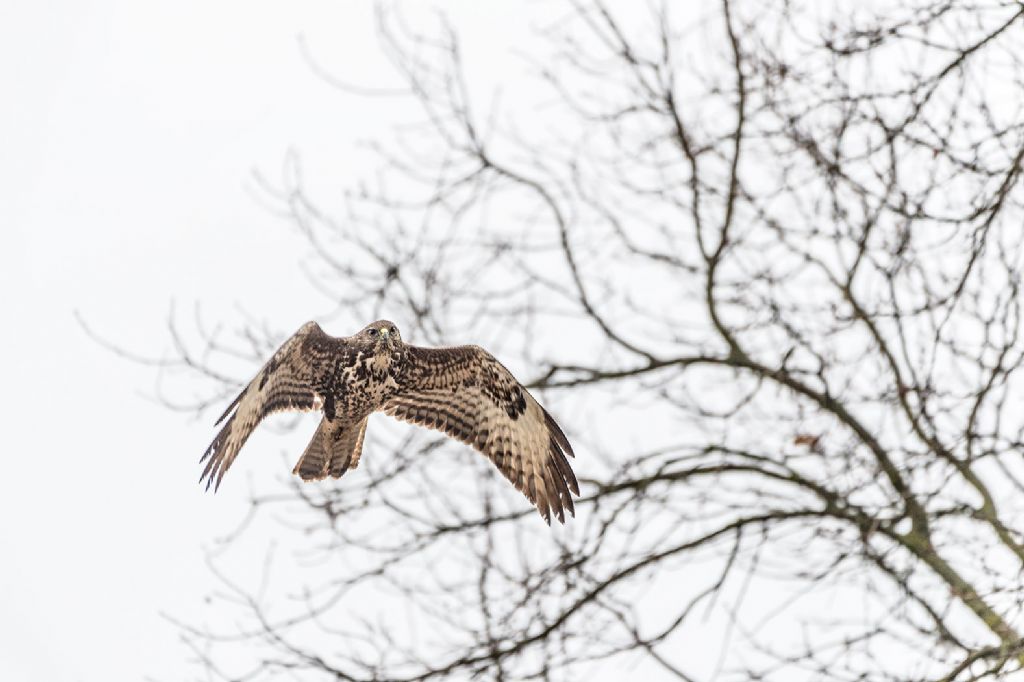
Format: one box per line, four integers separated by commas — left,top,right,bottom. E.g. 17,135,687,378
323,351,400,418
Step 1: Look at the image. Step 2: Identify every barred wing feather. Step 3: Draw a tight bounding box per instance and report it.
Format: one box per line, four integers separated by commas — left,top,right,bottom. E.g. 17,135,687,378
384,345,579,524
199,321,327,491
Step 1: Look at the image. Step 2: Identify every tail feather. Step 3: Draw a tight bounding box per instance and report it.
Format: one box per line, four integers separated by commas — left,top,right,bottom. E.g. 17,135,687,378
293,425,331,480
293,416,369,482
330,419,368,477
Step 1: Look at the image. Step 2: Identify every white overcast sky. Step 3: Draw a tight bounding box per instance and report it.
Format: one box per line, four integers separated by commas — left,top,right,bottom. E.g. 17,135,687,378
9,2,1010,681
1,2,549,680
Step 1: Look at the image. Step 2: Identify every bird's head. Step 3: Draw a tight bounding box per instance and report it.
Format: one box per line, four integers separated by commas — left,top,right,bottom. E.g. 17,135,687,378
359,320,402,353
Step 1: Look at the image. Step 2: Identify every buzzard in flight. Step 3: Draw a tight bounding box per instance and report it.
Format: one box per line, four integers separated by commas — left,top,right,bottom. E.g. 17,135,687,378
199,321,579,523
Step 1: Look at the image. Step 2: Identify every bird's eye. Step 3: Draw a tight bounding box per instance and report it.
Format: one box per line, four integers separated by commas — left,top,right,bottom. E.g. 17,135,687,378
367,328,378,337
390,327,397,335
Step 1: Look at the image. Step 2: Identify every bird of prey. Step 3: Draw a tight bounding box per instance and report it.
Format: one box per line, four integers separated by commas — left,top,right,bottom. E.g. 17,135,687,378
199,320,579,523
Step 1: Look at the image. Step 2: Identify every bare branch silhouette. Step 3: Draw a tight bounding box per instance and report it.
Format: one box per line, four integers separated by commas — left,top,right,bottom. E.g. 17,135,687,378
120,2,1024,680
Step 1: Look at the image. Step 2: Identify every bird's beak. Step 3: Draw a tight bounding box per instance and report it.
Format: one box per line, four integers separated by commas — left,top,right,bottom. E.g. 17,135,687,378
379,328,390,339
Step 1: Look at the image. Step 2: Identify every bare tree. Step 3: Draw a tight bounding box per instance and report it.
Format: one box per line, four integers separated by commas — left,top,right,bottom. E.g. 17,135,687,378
140,1,1024,680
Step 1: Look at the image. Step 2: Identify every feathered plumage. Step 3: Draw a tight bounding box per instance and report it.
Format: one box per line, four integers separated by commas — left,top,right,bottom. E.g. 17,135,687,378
199,320,579,523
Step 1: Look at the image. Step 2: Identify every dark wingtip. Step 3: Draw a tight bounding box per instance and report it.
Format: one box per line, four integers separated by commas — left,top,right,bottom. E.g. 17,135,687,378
201,464,215,492
199,443,213,463
549,439,580,497
214,388,246,426
199,448,218,492
542,407,575,458
199,468,222,493
564,488,576,518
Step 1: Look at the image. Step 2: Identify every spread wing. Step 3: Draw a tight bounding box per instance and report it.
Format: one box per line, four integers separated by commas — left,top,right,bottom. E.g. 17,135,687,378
383,345,579,524
199,321,330,491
